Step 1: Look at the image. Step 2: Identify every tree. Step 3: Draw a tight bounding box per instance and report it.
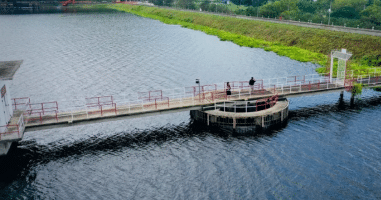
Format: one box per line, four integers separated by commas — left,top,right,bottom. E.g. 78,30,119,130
331,6,360,18
360,1,381,25
164,0,174,6
200,0,211,11
259,0,297,17
176,0,196,9
332,0,368,12
151,0,164,6
297,0,317,13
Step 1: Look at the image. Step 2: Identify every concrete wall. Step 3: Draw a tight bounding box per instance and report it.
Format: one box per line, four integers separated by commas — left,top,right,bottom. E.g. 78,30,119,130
0,80,14,131
0,141,12,156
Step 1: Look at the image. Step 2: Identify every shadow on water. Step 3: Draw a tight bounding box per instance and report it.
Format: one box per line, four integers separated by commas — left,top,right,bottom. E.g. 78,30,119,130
1,95,381,187
288,94,381,121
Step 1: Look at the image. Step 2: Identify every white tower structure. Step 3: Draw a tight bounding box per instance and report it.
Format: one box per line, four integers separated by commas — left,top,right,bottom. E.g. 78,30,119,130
0,60,23,156
330,49,352,84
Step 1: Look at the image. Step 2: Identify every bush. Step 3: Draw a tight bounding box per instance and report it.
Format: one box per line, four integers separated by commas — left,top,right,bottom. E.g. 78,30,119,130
245,6,259,16
352,83,363,96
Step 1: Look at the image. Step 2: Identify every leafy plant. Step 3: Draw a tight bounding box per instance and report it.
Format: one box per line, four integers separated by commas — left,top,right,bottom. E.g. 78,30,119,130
352,82,363,96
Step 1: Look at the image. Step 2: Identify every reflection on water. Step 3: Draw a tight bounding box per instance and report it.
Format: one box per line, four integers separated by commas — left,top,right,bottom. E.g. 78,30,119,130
0,13,381,199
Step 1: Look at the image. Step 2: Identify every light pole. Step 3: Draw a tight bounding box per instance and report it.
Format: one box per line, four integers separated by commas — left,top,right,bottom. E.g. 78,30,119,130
196,79,201,101
328,1,331,25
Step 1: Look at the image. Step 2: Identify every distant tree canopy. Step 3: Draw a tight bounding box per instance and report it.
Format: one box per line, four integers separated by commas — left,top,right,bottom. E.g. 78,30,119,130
259,0,297,18
230,0,268,6
297,0,317,13
332,0,368,12
331,6,360,19
360,1,381,25
148,0,381,29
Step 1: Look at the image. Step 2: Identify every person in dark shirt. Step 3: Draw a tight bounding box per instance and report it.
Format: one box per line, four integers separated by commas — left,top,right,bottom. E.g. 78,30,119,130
249,77,256,93
226,82,231,96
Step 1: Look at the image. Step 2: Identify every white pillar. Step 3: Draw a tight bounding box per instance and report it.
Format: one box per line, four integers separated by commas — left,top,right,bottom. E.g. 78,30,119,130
330,51,334,83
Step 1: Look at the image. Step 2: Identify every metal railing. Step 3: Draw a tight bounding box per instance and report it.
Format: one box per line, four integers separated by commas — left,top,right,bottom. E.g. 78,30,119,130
0,112,25,140
202,94,279,113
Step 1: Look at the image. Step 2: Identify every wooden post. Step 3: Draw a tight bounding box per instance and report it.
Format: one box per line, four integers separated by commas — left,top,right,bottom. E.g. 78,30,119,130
350,93,355,106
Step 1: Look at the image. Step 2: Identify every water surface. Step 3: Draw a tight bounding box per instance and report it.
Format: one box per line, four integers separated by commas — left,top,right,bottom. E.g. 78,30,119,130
0,13,380,199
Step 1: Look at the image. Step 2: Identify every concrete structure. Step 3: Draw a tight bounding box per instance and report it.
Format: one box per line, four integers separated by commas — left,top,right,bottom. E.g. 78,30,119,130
0,60,24,156
190,97,289,133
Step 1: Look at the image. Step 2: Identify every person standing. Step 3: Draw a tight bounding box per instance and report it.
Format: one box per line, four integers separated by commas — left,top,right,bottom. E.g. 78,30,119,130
249,77,256,93
226,82,231,96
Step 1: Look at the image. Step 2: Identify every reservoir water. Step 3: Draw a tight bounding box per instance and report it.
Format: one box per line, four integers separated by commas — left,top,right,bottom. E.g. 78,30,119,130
0,13,380,199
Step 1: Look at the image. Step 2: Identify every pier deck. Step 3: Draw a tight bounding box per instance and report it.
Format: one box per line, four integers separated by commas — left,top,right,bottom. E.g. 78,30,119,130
1,73,381,137
23,82,345,130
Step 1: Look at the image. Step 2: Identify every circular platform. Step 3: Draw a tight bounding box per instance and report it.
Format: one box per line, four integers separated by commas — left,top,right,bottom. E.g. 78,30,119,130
190,98,289,132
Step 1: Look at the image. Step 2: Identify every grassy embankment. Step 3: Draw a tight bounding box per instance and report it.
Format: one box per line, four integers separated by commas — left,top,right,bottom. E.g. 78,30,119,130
77,4,381,78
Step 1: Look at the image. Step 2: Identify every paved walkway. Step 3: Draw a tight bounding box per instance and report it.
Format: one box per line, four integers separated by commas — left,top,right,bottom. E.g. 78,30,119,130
23,81,344,129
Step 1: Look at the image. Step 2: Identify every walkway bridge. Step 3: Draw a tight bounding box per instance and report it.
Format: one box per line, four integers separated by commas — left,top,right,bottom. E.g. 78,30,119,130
1,71,381,143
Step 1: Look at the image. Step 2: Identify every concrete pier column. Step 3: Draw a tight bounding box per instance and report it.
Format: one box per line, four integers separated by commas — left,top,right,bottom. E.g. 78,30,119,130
350,93,355,107
338,91,345,108
0,142,12,156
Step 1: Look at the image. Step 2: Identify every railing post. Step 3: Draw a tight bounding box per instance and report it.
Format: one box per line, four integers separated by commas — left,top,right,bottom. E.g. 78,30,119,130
246,101,248,113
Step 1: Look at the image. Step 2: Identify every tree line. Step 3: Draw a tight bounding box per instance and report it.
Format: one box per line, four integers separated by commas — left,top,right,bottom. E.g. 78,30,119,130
148,0,381,29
